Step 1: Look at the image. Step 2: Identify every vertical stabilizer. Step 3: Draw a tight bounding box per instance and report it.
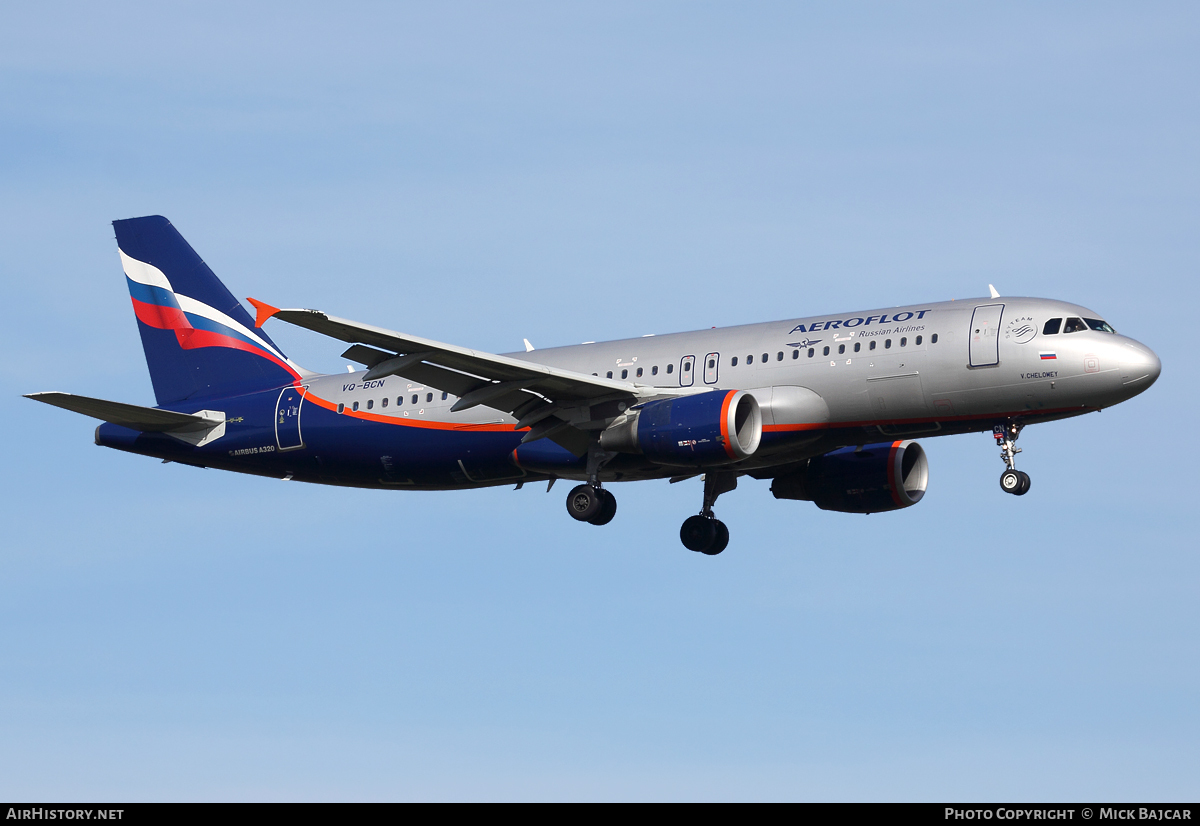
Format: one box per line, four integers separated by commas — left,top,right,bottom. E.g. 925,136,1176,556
114,216,301,404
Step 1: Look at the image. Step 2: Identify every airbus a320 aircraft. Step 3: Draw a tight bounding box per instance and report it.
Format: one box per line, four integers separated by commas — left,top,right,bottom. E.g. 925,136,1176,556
28,216,1161,555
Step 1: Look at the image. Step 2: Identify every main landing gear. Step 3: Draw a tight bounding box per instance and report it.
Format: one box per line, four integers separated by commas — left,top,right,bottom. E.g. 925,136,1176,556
994,421,1031,496
680,472,736,555
565,445,619,526
565,484,617,525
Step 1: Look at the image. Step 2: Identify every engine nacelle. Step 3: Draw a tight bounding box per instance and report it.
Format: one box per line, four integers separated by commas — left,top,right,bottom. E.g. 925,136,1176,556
771,440,929,513
600,389,762,467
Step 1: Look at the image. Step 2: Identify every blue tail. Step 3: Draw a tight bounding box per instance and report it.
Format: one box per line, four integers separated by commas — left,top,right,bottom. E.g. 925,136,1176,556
114,216,301,405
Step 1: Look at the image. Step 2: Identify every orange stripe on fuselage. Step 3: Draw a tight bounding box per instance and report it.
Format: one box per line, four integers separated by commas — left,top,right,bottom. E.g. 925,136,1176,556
303,390,525,432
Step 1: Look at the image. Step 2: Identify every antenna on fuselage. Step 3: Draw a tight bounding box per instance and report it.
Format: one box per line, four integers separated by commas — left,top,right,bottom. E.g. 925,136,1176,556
988,284,1001,299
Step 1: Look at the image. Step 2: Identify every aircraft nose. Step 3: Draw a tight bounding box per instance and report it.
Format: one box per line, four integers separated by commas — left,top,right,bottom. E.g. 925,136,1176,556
1119,341,1161,390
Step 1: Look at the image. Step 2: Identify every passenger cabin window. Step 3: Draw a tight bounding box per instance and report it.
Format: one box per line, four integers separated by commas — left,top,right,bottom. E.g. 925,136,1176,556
747,354,753,364
870,340,877,351
367,399,374,410
1043,318,1062,335
808,348,814,358
1085,318,1116,333
761,352,768,363
352,401,359,411
822,346,830,356
915,335,922,345
337,403,345,414
652,365,658,375
621,369,628,379
931,333,939,344
885,339,892,349
442,392,448,400
381,397,388,408
838,344,845,355
636,367,643,377
731,357,738,366
426,393,433,402
854,342,861,352
411,394,418,404
666,364,674,374
792,349,799,359
776,351,783,361
1063,317,1087,334
900,337,907,347
606,371,613,378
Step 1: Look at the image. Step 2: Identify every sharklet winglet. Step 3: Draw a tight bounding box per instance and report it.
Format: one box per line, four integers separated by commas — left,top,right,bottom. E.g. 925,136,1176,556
246,297,280,328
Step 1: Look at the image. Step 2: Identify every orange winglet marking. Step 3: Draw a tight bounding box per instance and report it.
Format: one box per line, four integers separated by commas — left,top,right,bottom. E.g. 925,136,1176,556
246,297,280,328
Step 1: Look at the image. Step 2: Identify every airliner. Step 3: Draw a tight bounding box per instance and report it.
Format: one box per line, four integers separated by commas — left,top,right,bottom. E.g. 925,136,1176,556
27,216,1162,555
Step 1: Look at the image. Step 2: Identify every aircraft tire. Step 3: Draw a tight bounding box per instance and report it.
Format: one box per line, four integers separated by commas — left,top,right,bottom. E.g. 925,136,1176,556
680,515,717,552
1000,469,1023,495
701,520,729,555
566,484,603,522
1014,471,1031,496
588,489,618,525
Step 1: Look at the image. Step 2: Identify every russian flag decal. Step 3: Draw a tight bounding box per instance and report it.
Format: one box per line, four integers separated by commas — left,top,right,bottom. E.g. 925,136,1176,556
1040,352,1057,360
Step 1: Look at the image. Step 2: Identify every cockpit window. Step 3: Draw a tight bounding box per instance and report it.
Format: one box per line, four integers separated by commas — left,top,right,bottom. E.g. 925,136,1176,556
1084,318,1115,333
1063,317,1087,334
1043,318,1062,335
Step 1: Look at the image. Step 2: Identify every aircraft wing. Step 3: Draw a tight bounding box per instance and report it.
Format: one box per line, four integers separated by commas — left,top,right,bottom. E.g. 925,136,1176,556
25,392,217,432
252,302,692,454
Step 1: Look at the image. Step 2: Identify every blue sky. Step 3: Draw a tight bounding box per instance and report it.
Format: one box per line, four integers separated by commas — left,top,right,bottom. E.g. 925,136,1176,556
1,2,1197,801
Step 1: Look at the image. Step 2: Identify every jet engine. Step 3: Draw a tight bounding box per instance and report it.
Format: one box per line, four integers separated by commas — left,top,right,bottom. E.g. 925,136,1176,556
770,440,928,513
599,389,762,467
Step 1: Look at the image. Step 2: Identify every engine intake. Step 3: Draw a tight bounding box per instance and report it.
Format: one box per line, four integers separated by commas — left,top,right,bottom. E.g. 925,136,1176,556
771,440,929,513
600,389,762,467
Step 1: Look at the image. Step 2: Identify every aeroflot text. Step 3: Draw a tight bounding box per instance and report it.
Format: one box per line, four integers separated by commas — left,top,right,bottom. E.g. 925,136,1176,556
789,310,931,335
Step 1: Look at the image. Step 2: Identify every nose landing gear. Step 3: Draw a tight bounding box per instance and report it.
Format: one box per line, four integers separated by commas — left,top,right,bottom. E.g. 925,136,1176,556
994,422,1031,496
680,472,736,555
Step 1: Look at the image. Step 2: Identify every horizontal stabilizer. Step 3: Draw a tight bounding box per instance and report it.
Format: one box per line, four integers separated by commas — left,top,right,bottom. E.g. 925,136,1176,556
25,392,217,433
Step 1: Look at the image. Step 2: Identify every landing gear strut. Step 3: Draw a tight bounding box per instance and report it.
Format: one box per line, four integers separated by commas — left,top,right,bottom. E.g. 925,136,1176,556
680,472,736,555
993,421,1031,496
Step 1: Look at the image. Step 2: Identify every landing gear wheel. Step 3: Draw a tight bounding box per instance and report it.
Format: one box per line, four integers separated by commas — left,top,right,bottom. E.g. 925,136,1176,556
701,520,729,555
1014,470,1031,496
680,515,729,554
1000,469,1022,494
566,484,603,522
588,489,618,525
680,515,717,552
1000,469,1031,495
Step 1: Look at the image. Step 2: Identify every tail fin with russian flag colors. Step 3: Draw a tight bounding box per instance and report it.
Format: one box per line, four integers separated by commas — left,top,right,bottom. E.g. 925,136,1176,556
114,216,304,404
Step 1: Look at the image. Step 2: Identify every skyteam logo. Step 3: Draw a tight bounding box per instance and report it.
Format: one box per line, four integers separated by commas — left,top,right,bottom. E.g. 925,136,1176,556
1005,316,1037,344
120,249,300,378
